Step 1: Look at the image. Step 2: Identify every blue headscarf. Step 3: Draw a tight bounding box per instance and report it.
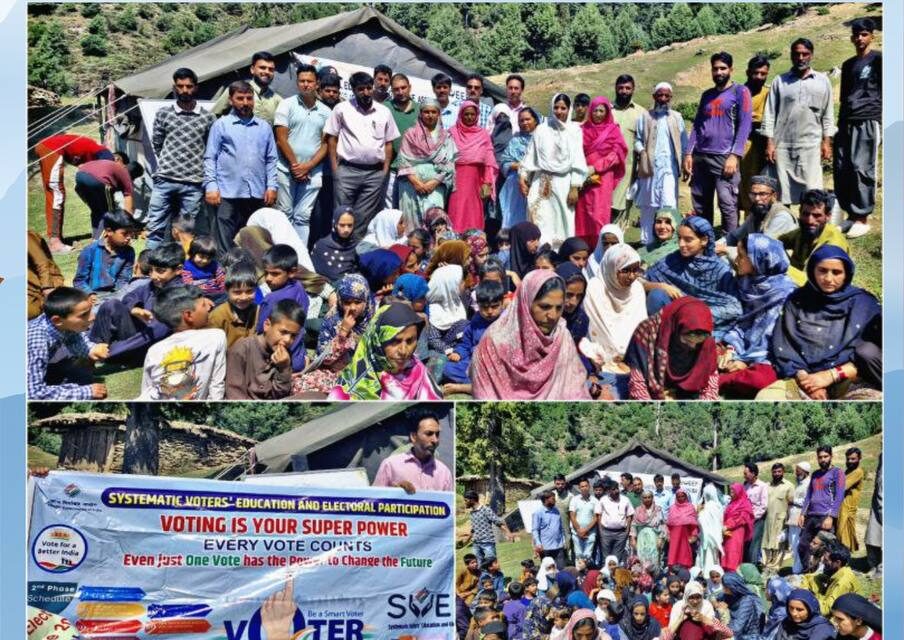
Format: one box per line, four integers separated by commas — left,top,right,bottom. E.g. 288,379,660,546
500,107,541,176
644,216,742,340
722,572,764,638
763,576,794,638
358,249,403,294
780,589,835,640
770,244,881,378
721,234,796,363
316,274,375,355
392,274,429,304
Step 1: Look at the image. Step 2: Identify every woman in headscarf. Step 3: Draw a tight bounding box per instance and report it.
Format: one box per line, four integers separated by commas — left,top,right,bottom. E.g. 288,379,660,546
631,490,664,571
644,216,742,337
448,101,498,232
424,207,453,247
763,577,793,640
720,572,764,640
558,237,591,271
358,248,402,303
737,564,763,600
537,557,559,596
764,244,882,400
425,264,468,359
472,269,591,400
397,100,458,225
773,590,835,640
388,243,420,275
559,572,595,611
666,489,699,570
358,209,407,254
425,239,470,279
499,108,542,228
637,207,682,268
584,223,624,281
244,206,316,271
465,233,490,287
664,581,730,640
508,221,543,284
705,566,725,604
311,205,359,282
830,593,883,640
407,228,432,273
328,302,442,400
576,96,628,247
564,608,612,640
519,93,588,250
718,233,797,398
625,296,719,401
621,597,662,640
721,483,754,572
555,262,590,355
391,273,429,312
696,484,724,573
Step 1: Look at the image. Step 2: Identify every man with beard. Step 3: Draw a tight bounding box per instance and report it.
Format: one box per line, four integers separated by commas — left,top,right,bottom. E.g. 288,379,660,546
532,490,567,569
212,51,283,125
317,71,342,109
324,71,400,239
787,461,811,573
553,474,574,564
802,543,861,615
146,67,216,248
762,39,835,206
797,445,846,573
273,64,331,248
778,188,849,285
203,81,278,255
762,463,794,568
372,412,452,492
739,55,771,215
372,63,392,104
806,529,836,574
633,82,688,245
742,461,769,566
837,447,864,553
715,175,796,259
610,74,646,224
684,52,752,234
310,72,342,248
385,73,420,209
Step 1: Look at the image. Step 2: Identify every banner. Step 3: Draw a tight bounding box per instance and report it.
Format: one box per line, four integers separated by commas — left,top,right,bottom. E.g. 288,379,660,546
596,470,705,503
28,472,455,640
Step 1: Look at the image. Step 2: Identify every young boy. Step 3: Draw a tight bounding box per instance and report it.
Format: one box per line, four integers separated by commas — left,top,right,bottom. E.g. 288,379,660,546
480,557,506,600
27,287,108,400
140,285,225,400
208,262,260,348
226,299,305,400
442,279,506,395
109,248,151,303
170,213,196,257
501,582,527,640
73,210,140,301
256,244,310,372
90,242,186,360
181,235,226,301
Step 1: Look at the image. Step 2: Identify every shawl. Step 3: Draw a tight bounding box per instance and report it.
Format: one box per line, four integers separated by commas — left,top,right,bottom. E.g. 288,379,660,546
392,273,429,304
491,110,514,165
722,572,764,636
779,589,836,640
585,224,625,280
764,577,793,638
620,597,661,640
500,118,536,177
424,206,452,233
602,557,620,581
584,243,647,363
738,563,762,598
358,249,402,293
316,274,375,355
362,209,406,249
452,100,499,178
582,96,627,183
510,221,542,279
523,93,583,175
624,297,717,399
770,244,881,378
558,237,591,265
638,207,682,267
426,264,466,331
668,581,716,627
721,234,796,363
472,269,591,400
723,483,755,543
564,609,609,640
667,490,699,527
697,484,724,558
425,239,470,278
555,262,590,345
633,497,664,529
644,216,742,338
396,109,457,188
582,569,601,597
831,593,882,632
329,302,441,400
311,205,359,282
537,557,558,592
466,234,489,281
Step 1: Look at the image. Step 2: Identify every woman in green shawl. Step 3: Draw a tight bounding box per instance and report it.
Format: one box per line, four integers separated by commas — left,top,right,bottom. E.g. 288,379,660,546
637,207,682,267
630,490,664,570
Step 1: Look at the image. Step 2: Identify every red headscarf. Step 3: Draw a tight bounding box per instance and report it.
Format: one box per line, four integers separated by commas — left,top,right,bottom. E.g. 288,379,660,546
667,489,699,528
581,96,628,181
723,482,755,542
452,100,499,174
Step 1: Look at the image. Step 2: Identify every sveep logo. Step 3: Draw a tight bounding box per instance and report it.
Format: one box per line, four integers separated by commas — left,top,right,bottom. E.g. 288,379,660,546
387,589,451,619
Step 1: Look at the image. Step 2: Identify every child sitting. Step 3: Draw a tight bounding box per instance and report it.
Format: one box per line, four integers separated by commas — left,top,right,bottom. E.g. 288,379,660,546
208,262,260,348
27,287,108,400
181,235,226,302
425,264,468,364
170,213,196,257
109,248,151,304
140,285,224,400
226,299,305,400
478,258,514,307
442,279,505,396
256,244,310,372
73,210,140,300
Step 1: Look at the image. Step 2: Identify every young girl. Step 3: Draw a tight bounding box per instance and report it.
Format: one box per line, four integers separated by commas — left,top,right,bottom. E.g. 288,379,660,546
312,205,359,281
181,235,226,301
426,264,469,363
649,584,673,629
407,228,432,273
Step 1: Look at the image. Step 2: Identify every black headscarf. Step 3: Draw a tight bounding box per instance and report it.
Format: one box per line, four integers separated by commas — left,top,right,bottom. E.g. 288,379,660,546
509,221,542,279
312,205,359,281
831,593,882,633
619,596,661,640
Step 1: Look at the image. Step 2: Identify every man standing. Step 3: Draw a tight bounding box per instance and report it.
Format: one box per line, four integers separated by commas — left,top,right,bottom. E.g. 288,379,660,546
273,63,330,248
212,51,283,124
797,445,846,572
310,72,342,248
620,472,634,501
630,477,645,507
463,489,514,567
652,473,673,520
837,447,864,553
739,55,771,216
372,412,452,492
465,74,494,130
787,461,812,574
532,490,566,569
598,479,634,565
834,18,881,239
743,462,768,566
610,75,646,224
568,478,600,562
372,64,392,104
591,480,607,566
778,189,848,285
762,39,835,206
763,463,794,568
553,474,574,564
324,71,399,239
716,175,796,259
490,74,527,133
684,52,752,234
431,73,459,131
204,81,278,255
147,67,216,249
385,73,420,208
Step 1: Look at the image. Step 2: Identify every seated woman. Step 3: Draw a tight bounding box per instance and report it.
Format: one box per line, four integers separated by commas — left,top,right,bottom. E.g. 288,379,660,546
465,233,490,288
584,223,624,280
643,216,742,338
311,205,359,282
358,248,403,304
554,263,592,375
391,273,429,312
357,208,407,255
388,244,420,275
718,233,796,399
448,101,498,232
505,221,542,288
830,593,882,640
719,572,764,640
662,582,732,640
557,237,591,271
762,245,882,400
624,297,719,401
637,207,681,268
245,206,316,271
424,206,453,248
328,302,442,400
498,108,541,229
620,597,661,640
425,239,470,279
472,269,591,400
407,228,432,273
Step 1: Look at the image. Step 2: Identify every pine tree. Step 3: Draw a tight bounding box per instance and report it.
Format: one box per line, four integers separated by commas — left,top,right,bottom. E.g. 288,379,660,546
569,4,617,65
695,5,723,36
474,4,529,74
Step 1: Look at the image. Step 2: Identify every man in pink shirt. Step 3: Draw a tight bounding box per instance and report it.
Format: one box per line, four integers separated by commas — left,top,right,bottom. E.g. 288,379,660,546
743,461,769,567
373,412,452,493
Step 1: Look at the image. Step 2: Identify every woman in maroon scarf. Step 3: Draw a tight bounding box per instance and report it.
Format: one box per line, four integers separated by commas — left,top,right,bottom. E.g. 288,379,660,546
721,482,754,572
666,489,699,569
448,101,499,232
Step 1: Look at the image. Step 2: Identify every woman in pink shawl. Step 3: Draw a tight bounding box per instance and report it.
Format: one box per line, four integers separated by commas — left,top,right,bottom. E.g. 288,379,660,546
575,97,627,247
472,269,591,400
721,482,754,572
448,101,499,232
666,489,699,569
564,608,611,640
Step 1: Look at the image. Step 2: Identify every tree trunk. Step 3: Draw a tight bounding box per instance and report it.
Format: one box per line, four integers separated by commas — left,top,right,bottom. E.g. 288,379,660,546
122,403,161,475
487,413,505,515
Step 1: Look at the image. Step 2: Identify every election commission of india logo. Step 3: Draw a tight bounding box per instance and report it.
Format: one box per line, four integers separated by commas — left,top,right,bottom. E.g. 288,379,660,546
31,524,88,573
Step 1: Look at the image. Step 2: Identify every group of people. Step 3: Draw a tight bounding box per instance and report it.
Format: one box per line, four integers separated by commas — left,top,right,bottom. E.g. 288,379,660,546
458,449,882,640
28,20,882,401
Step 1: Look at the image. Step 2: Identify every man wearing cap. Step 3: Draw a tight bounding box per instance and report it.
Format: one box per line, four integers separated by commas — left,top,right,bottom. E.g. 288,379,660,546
787,461,811,573
716,174,797,259
463,489,514,567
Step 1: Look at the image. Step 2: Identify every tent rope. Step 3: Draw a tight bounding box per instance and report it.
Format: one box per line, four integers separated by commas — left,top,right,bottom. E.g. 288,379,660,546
27,86,107,134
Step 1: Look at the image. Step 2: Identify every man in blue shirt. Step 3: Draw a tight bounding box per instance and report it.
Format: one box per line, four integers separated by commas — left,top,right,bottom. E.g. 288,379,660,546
532,490,566,569
652,473,674,519
204,80,278,255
